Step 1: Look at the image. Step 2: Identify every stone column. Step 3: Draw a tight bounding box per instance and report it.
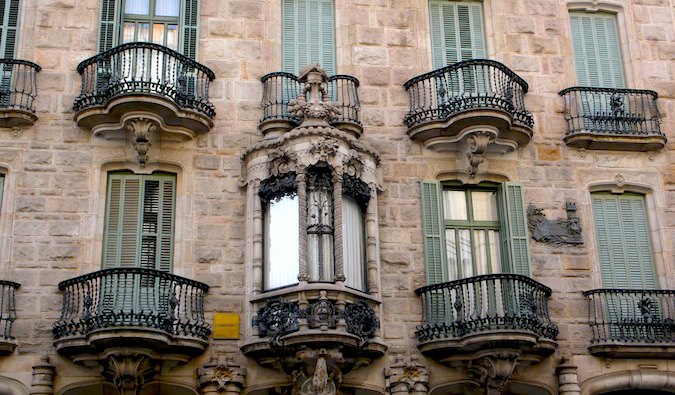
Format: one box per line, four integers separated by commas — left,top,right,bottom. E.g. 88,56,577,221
297,171,309,282
251,181,263,295
385,354,430,395
365,184,379,298
556,358,581,395
332,170,345,283
197,355,246,395
30,355,55,395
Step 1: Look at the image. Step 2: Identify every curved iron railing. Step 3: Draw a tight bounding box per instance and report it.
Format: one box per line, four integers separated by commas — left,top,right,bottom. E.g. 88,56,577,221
0,281,19,341
260,72,361,126
415,274,558,342
403,59,533,129
74,42,216,118
53,268,210,340
584,289,675,344
559,87,663,138
0,59,40,113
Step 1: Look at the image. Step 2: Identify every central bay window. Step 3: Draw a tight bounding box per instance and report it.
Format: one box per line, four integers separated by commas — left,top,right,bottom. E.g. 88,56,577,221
260,168,369,292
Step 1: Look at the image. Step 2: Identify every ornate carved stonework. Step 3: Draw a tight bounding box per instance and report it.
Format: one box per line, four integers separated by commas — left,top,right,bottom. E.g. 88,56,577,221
343,150,365,178
125,117,157,166
269,147,299,177
285,348,346,395
469,351,520,395
288,64,342,125
258,173,298,204
465,131,496,177
385,354,430,395
30,355,56,395
527,202,583,246
197,355,247,394
311,136,340,164
101,353,160,395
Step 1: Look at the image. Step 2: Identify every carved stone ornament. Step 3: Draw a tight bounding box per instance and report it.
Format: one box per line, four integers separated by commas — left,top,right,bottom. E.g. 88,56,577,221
288,64,342,126
465,131,496,177
384,354,430,395
614,173,626,188
285,348,345,395
101,353,161,395
197,354,247,394
311,136,340,164
469,351,520,395
527,202,583,246
268,147,299,177
125,117,157,167
30,355,56,395
343,150,365,178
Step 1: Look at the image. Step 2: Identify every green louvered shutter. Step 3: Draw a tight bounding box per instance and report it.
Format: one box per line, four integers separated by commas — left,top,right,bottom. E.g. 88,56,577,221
282,0,335,76
182,0,199,60
429,1,485,69
98,0,118,52
592,193,656,289
499,183,531,277
0,0,19,59
420,180,448,324
570,12,625,88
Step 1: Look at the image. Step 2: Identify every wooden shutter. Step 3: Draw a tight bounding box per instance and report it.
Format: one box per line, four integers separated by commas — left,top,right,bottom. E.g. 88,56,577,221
282,0,335,76
570,12,625,88
421,180,448,325
592,193,656,289
182,0,199,60
0,0,19,59
499,183,531,277
429,1,485,69
98,0,118,52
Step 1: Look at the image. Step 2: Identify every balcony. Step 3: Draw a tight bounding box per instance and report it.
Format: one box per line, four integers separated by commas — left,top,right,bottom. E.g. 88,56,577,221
259,72,362,138
0,280,19,354
585,289,675,357
559,87,665,151
53,268,210,366
415,274,557,364
403,59,533,155
74,42,216,145
0,59,40,128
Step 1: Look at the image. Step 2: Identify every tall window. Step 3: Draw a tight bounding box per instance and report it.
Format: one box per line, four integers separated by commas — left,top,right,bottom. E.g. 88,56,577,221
99,0,198,59
592,193,656,289
421,181,530,285
102,172,176,272
0,0,19,59
282,0,336,76
570,12,625,88
429,0,485,70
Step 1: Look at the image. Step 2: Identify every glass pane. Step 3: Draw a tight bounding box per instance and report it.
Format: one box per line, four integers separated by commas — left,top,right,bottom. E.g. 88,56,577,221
445,229,458,281
443,190,467,220
458,229,472,278
166,24,178,51
472,191,499,221
123,23,136,44
343,196,366,291
307,188,334,282
264,196,299,289
474,230,488,275
138,23,150,42
155,0,180,16
488,230,501,274
125,0,150,14
152,24,165,45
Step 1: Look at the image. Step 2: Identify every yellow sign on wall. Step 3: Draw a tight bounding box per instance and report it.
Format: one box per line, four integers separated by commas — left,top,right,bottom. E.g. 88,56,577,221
213,313,240,339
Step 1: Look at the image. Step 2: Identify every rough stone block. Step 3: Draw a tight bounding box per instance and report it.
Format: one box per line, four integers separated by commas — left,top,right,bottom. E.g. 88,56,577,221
357,27,384,45
195,156,221,170
507,17,536,34
15,197,46,212
229,1,263,19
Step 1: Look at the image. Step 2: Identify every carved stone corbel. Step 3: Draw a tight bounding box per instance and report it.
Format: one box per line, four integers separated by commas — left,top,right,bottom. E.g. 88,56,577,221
125,118,157,166
30,355,56,395
465,131,496,177
197,355,247,395
101,354,160,395
283,348,346,395
385,354,430,395
469,351,520,395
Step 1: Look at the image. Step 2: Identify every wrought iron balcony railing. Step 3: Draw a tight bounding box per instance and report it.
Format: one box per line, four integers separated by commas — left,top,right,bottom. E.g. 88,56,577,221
403,59,533,129
0,59,40,114
559,87,663,141
415,274,558,342
584,289,675,345
73,42,216,118
53,268,210,340
0,280,18,342
260,72,361,127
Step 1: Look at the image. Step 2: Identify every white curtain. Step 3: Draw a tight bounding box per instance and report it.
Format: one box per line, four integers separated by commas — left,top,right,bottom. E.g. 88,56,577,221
125,0,149,15
155,0,180,17
264,196,299,289
343,196,366,291
307,190,333,282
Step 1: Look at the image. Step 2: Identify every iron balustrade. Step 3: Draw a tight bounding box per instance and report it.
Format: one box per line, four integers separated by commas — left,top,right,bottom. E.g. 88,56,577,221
559,87,663,137
0,59,40,113
415,274,558,342
73,42,216,118
0,281,19,341
403,59,533,129
584,289,675,344
53,268,210,340
260,72,361,126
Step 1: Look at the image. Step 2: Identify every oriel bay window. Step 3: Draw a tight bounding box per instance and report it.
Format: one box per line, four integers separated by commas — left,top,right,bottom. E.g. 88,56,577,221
259,168,369,292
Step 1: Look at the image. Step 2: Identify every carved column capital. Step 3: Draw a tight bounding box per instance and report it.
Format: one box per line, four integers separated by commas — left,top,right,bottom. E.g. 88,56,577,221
385,354,430,395
556,357,581,395
197,355,247,395
125,117,158,167
101,353,160,395
30,355,55,395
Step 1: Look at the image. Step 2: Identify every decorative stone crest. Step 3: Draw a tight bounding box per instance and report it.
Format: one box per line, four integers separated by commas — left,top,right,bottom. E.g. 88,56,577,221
311,136,340,164
527,203,583,246
269,147,299,177
286,348,345,395
30,355,56,395
101,353,160,395
385,354,430,395
614,173,626,188
469,351,520,395
465,131,496,177
125,117,157,166
197,354,247,394
288,64,342,125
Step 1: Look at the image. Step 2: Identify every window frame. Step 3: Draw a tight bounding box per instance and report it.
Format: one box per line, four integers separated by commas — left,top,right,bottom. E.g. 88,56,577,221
428,0,487,70
281,0,336,76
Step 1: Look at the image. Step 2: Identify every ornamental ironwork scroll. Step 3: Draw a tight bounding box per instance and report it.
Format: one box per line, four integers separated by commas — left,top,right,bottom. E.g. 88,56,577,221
527,202,583,246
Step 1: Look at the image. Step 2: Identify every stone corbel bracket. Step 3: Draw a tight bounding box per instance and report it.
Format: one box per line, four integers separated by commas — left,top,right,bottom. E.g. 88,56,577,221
385,354,430,395
197,355,247,394
527,202,584,246
464,130,496,177
125,117,157,167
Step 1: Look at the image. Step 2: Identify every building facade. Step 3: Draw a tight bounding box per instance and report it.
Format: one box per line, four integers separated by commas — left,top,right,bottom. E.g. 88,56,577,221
0,0,670,393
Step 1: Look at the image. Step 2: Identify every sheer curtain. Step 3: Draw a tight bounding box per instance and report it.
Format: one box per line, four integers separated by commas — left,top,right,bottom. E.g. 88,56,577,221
264,196,299,289
155,0,179,16
343,196,366,291
307,189,334,282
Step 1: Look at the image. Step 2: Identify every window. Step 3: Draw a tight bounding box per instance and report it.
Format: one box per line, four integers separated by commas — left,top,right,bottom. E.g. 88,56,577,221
99,0,198,59
421,180,530,285
261,169,368,292
0,0,19,59
282,0,336,76
570,12,625,88
429,0,485,70
592,192,656,289
102,172,176,271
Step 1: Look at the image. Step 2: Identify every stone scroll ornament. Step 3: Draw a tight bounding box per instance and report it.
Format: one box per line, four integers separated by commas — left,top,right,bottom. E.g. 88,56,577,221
527,202,583,246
